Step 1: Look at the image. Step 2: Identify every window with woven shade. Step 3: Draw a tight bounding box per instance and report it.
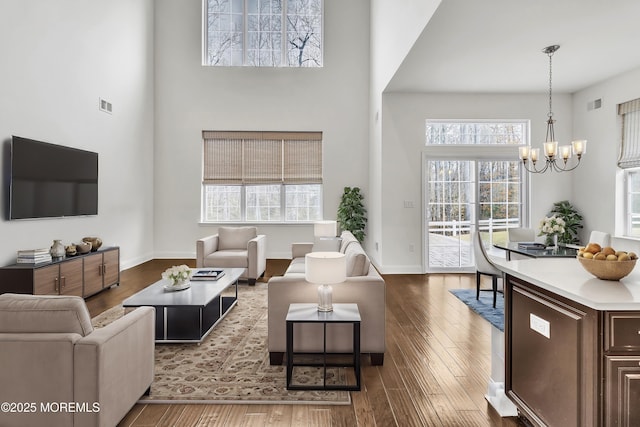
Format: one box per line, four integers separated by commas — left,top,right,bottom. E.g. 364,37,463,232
618,98,640,237
202,131,323,222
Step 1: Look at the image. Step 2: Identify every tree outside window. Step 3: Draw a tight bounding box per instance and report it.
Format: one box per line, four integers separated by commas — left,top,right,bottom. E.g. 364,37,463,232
204,0,323,67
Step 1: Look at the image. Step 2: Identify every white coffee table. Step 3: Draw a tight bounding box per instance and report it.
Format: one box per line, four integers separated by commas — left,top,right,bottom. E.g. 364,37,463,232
123,267,243,343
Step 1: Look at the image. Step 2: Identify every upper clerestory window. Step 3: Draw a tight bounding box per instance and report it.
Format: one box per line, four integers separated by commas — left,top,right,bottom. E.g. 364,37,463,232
203,0,323,67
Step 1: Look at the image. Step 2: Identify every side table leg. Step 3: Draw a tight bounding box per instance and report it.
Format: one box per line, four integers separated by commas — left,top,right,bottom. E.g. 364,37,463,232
354,321,361,390
286,321,293,389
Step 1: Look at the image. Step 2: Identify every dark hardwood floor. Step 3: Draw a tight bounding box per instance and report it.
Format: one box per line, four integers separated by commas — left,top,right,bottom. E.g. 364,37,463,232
86,259,524,426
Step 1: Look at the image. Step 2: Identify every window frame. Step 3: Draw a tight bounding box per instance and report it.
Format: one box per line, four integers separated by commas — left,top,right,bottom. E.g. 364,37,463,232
202,0,324,67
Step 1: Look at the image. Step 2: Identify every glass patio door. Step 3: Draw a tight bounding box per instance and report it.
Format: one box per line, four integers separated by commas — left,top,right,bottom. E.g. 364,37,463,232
426,159,523,271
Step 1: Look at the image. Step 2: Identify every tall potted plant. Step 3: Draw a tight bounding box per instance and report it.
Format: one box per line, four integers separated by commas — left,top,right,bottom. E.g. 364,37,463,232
548,200,583,245
337,186,367,242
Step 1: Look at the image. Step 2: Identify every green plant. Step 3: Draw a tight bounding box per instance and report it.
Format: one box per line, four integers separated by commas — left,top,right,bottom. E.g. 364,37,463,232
337,186,367,242
547,200,583,245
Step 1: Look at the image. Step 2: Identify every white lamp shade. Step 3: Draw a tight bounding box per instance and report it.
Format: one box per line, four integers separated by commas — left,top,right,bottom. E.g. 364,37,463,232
305,252,346,284
314,220,337,238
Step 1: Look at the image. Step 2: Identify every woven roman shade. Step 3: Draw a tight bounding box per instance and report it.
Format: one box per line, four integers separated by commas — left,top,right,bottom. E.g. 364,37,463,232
618,98,640,169
202,131,322,184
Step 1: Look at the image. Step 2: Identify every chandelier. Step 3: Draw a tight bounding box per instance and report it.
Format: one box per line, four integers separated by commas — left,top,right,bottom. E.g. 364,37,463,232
518,45,587,173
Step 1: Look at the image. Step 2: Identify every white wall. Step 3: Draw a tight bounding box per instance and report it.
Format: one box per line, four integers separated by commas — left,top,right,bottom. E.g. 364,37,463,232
379,92,574,273
0,0,155,269
153,0,371,259
572,66,640,244
368,0,440,266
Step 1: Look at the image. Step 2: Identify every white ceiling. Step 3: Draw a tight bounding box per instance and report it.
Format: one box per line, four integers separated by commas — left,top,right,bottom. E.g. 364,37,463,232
386,0,640,94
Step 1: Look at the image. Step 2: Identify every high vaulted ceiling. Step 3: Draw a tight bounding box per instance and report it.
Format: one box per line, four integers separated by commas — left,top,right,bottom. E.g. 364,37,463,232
386,0,640,94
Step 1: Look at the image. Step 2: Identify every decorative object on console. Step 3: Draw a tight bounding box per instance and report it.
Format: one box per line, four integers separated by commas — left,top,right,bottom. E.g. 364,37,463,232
538,215,565,248
305,252,346,312
518,45,587,173
16,248,51,264
75,241,92,254
161,264,192,290
50,239,65,260
83,236,102,251
337,186,367,242
65,244,77,256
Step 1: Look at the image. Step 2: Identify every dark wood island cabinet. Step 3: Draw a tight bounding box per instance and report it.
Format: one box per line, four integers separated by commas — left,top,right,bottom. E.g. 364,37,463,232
0,247,120,298
494,257,640,427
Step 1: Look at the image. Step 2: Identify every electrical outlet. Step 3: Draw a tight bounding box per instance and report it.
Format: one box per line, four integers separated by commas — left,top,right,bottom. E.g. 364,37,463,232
530,313,550,339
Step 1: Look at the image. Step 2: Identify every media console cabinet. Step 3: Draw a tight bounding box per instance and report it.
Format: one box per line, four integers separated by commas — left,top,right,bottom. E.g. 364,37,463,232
493,257,640,427
0,247,119,298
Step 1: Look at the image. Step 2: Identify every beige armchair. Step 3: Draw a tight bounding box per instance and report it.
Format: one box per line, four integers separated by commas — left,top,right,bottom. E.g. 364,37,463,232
0,293,155,427
196,226,267,285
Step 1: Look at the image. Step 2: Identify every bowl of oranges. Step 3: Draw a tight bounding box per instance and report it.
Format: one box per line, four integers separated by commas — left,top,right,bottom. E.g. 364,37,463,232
577,242,638,280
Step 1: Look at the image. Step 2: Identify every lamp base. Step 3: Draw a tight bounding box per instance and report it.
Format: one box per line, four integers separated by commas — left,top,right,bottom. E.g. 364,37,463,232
317,284,333,312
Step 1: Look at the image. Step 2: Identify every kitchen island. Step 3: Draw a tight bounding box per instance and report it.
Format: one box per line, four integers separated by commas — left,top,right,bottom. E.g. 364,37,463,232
491,256,640,427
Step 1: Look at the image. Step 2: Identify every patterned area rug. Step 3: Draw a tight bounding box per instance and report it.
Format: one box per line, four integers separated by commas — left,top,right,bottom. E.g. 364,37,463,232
92,282,350,405
449,288,504,332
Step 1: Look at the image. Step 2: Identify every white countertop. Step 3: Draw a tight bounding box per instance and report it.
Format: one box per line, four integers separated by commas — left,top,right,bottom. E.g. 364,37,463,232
491,256,640,310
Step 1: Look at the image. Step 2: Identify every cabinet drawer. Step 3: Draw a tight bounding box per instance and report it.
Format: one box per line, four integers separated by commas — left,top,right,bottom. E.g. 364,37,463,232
605,312,640,352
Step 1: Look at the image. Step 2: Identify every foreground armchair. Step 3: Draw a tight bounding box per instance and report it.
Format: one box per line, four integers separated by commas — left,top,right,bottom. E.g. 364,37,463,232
196,226,266,285
0,293,155,427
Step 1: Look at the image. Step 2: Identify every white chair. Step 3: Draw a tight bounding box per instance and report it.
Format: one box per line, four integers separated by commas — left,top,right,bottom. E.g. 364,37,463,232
588,230,611,248
507,227,536,243
472,231,503,308
196,226,267,285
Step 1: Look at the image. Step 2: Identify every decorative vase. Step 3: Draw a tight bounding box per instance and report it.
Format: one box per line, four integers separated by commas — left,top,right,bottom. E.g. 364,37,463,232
50,240,65,259
552,234,558,250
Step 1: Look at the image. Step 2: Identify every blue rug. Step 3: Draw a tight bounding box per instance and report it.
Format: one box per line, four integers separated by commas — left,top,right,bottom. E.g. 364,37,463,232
449,289,504,332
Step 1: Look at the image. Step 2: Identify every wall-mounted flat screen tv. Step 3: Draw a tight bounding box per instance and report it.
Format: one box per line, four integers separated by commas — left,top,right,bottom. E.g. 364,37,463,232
9,136,98,220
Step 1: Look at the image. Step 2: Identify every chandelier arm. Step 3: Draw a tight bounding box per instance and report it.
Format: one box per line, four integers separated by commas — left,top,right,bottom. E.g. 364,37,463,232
550,157,582,172
521,159,550,174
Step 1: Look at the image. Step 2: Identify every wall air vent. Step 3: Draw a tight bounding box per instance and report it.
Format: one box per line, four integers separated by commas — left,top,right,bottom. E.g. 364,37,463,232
99,98,113,114
587,98,602,111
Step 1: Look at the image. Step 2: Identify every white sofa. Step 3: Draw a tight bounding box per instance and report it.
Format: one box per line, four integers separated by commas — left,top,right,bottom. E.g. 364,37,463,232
196,226,267,285
267,231,386,365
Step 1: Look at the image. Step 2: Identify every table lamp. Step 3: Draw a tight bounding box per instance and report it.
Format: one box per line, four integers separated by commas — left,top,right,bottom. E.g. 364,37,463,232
314,220,337,238
305,251,346,312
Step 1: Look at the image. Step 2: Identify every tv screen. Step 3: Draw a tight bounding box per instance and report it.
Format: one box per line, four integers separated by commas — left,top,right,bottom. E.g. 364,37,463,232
9,136,98,220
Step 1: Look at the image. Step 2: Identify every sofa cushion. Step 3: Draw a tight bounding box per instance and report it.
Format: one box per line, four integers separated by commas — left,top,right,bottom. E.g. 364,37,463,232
204,250,249,268
218,226,257,250
0,293,93,336
339,231,359,253
344,243,370,277
286,257,306,274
